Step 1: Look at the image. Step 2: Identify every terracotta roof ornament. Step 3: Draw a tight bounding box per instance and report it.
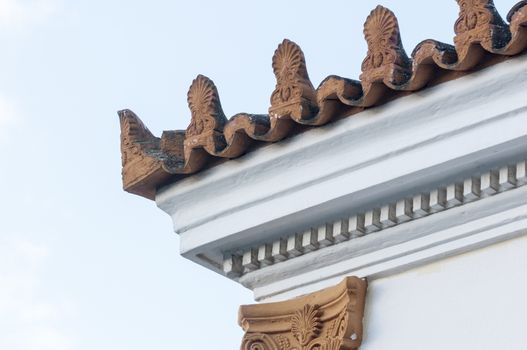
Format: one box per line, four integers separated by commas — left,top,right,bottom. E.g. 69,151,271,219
269,39,318,123
119,0,527,200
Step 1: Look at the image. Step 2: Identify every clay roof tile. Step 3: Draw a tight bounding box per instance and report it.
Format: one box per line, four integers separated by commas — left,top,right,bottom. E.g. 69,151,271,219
119,0,527,200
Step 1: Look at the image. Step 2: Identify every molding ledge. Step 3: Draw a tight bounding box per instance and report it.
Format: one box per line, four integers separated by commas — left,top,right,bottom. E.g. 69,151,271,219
248,185,527,301
225,160,526,279
156,54,527,300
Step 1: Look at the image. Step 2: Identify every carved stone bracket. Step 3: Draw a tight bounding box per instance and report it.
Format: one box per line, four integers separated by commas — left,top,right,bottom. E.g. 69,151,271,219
239,277,367,350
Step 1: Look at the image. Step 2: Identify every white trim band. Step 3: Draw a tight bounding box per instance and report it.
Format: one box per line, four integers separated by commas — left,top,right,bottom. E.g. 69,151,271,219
225,160,527,278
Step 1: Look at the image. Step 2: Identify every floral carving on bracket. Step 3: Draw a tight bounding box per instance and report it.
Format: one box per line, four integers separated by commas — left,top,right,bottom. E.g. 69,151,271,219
291,304,322,346
239,277,367,350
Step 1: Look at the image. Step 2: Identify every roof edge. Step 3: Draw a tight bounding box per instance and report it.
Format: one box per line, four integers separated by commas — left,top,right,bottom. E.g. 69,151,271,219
119,0,527,200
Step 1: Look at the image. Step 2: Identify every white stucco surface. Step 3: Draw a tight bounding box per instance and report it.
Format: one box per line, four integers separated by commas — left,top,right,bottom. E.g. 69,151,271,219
156,52,527,316
157,54,527,288
361,234,527,350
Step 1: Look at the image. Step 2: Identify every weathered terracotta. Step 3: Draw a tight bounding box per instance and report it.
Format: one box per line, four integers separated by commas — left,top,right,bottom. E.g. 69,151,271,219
269,39,318,123
238,277,368,350
119,0,527,200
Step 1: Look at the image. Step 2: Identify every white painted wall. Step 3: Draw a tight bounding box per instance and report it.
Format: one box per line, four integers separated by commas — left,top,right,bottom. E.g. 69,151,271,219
361,234,527,350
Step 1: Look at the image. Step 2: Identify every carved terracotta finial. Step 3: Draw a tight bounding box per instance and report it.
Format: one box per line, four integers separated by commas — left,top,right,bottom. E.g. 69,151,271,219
454,0,510,55
360,5,411,86
119,109,157,167
239,277,367,350
119,109,166,199
186,74,227,140
269,39,318,121
183,74,230,160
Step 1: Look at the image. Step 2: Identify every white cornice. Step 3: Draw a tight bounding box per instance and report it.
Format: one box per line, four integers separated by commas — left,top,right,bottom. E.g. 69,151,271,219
246,185,527,301
156,54,527,300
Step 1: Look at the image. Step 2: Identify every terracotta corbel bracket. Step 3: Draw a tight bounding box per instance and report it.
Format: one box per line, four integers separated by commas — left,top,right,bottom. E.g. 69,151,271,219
238,277,368,350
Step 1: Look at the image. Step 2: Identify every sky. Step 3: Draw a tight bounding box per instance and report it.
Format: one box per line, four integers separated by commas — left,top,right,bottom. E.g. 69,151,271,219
0,0,520,349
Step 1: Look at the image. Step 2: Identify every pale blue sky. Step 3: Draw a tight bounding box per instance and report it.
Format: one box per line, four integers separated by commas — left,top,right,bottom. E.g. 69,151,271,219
0,0,519,349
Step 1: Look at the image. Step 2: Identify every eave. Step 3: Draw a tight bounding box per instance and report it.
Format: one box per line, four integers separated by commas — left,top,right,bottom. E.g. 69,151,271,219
157,52,527,300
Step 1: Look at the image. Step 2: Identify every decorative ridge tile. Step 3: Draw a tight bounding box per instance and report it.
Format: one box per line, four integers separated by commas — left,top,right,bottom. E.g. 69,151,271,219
119,1,527,200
